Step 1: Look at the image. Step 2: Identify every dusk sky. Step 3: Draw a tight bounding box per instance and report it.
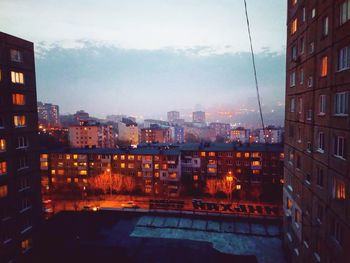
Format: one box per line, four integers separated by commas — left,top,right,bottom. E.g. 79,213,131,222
1,0,287,119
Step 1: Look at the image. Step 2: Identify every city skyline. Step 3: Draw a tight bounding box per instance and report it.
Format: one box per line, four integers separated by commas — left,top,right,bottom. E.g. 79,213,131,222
1,0,287,117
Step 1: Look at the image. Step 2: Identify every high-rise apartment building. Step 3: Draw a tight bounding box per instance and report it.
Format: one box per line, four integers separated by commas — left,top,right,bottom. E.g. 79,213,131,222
37,101,60,127
118,118,139,145
284,1,350,262
0,33,42,261
167,111,180,123
259,126,283,144
192,111,206,123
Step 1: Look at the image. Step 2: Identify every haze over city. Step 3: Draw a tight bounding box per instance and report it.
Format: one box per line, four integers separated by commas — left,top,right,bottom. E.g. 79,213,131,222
1,0,287,120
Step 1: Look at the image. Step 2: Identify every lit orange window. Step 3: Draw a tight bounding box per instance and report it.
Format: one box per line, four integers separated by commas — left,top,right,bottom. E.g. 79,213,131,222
121,163,125,168
11,71,24,84
128,163,134,169
252,170,260,175
154,172,160,178
65,154,71,160
162,164,167,170
208,152,215,157
244,152,250,158
13,115,26,127
12,93,25,105
252,161,261,166
113,155,118,160
0,185,8,198
208,167,216,173
128,155,134,160
154,163,159,169
200,152,206,157
321,56,328,77
291,18,298,34
121,155,125,160
169,172,177,179
51,169,56,175
0,139,6,151
79,170,87,175
193,175,199,181
73,154,78,159
57,169,64,175
335,179,346,200
0,161,7,174
236,168,242,174
137,171,142,177
236,152,242,158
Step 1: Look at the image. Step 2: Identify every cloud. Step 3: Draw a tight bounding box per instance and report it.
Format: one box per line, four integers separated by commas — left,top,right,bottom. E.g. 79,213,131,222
35,42,285,119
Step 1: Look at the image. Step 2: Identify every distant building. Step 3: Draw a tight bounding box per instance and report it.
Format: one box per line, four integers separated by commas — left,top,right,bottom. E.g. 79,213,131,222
106,114,126,122
37,102,60,127
192,111,205,123
118,118,139,145
141,125,172,143
73,110,89,122
209,122,231,138
68,121,115,148
172,126,185,143
167,111,180,123
0,32,42,262
144,119,170,128
231,127,251,143
258,126,283,144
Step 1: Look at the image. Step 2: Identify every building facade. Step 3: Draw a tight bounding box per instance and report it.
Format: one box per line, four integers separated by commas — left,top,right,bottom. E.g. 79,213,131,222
68,121,115,148
167,111,180,123
231,127,251,143
40,143,284,201
0,33,42,262
37,102,60,127
284,1,350,262
259,126,283,144
192,111,206,123
209,122,231,138
140,126,172,143
117,118,139,145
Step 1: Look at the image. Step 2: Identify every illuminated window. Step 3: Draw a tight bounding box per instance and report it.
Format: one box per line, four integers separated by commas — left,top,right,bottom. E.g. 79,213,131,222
12,93,25,105
154,163,159,169
291,18,298,34
137,171,142,177
21,239,32,252
14,115,26,127
41,154,48,159
40,161,48,170
74,178,79,183
51,169,56,175
121,155,125,160
51,177,56,183
252,152,260,158
252,170,260,175
0,161,7,175
287,198,293,209
193,175,199,181
244,152,250,158
236,169,242,174
83,178,87,184
0,185,8,198
207,167,216,173
137,155,142,160
113,155,118,160
65,154,71,160
208,159,216,165
11,71,24,84
236,152,242,158
67,178,72,183
144,155,152,161
252,161,261,166
145,186,152,193
57,169,64,175
79,170,87,175
169,172,177,179
208,152,215,157
10,49,22,62
128,155,134,160
334,179,346,200
121,163,125,168
73,154,78,159
200,152,206,157
0,139,6,151
128,163,134,169
154,172,160,178
161,164,167,170
73,162,78,166
321,56,328,77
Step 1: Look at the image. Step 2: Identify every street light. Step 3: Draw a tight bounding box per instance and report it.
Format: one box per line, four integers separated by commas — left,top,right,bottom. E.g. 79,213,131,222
107,168,112,197
226,171,235,201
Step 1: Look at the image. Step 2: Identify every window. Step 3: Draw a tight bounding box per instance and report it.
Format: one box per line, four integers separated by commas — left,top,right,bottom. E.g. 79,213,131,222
12,93,26,105
11,71,24,84
21,239,32,252
0,185,8,198
121,163,125,169
319,95,326,115
318,132,325,152
311,8,316,18
316,167,324,187
302,7,306,22
236,152,242,158
309,42,315,54
331,220,344,246
290,71,296,87
335,92,348,115
208,152,215,157
340,0,350,25
291,0,297,6
334,178,346,200
19,176,30,191
299,68,304,84
208,167,216,173
14,115,26,127
338,46,350,71
321,56,328,77
169,172,177,179
10,49,23,62
298,97,303,114
20,198,31,211
127,155,134,160
294,208,301,228
308,76,313,87
0,161,7,175
323,17,329,36
291,18,298,34
127,163,134,169
334,136,346,159
17,136,28,148
290,98,295,112
0,139,6,152
78,170,87,175
18,156,28,170
292,45,297,61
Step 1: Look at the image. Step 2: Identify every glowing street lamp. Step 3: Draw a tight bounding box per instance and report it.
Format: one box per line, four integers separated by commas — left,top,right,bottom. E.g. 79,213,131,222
106,168,112,197
226,171,235,201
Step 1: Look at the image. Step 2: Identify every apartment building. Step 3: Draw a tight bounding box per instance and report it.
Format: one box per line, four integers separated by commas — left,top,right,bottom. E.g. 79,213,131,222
167,111,180,123
0,33,42,262
231,127,251,143
117,118,139,145
40,143,284,200
192,111,206,123
259,126,283,144
140,126,172,143
284,1,350,262
37,101,60,127
209,122,231,138
68,121,115,148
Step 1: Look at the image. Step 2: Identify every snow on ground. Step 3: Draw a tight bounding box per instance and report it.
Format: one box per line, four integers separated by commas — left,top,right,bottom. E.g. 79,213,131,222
131,216,285,263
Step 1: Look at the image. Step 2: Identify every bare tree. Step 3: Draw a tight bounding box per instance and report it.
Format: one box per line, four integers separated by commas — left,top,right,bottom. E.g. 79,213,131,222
206,179,221,196
88,173,110,194
123,175,135,193
111,173,123,193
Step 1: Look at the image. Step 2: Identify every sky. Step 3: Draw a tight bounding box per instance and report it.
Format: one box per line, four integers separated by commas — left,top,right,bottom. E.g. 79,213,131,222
0,0,287,119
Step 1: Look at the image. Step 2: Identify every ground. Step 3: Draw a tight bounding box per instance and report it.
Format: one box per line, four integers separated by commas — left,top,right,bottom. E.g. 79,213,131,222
33,210,285,263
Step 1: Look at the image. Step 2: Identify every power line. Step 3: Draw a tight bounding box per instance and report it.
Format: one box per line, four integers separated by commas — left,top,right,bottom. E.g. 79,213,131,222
243,0,266,142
